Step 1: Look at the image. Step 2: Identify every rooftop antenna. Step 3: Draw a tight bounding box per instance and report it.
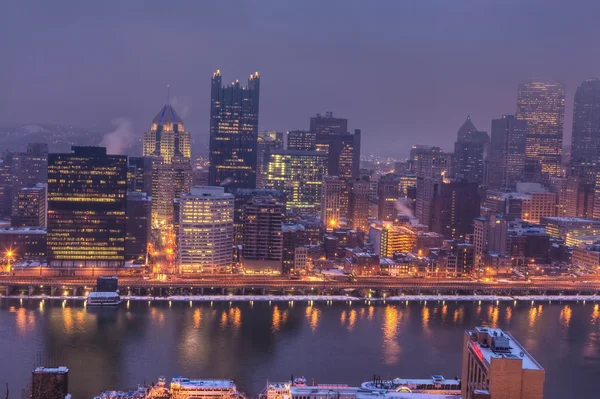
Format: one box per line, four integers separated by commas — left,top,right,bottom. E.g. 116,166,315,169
167,85,171,105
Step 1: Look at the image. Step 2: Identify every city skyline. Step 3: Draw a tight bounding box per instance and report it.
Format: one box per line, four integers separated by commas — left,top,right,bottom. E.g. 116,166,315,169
1,1,599,157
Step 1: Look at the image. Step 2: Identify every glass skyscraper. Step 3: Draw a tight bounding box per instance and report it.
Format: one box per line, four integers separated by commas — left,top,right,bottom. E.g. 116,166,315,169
516,81,565,179
209,70,260,189
571,79,600,163
47,146,127,268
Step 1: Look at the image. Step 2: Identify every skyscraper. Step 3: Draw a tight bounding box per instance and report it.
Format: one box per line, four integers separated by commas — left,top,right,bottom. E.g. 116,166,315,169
377,173,400,222
310,112,348,135
125,191,151,262
414,147,453,225
143,102,192,225
265,150,328,216
127,156,155,194
47,146,127,268
430,179,480,240
571,79,600,163
10,143,48,216
488,115,527,189
453,117,489,185
256,132,284,188
287,130,317,151
516,81,565,179
179,186,234,274
321,176,344,230
143,103,191,164
348,178,371,232
11,183,46,228
209,70,260,189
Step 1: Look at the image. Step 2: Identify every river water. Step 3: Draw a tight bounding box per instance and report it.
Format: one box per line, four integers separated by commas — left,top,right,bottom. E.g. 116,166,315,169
0,298,598,398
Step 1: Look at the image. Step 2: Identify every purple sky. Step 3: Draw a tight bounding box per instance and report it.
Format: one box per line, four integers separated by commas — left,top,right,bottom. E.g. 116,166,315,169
1,0,599,157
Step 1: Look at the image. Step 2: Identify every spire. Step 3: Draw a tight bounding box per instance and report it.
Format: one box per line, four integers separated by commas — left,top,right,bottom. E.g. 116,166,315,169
167,85,171,105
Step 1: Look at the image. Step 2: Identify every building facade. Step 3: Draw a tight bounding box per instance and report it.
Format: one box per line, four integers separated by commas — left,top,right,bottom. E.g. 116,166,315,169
11,183,46,228
571,79,600,164
516,81,565,179
321,176,344,230
179,187,234,274
47,147,127,268
488,115,527,189
242,197,283,271
125,191,151,262
265,150,328,216
453,117,489,185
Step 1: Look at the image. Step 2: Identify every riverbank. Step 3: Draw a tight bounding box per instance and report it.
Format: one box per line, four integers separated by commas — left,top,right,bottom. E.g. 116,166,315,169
1,294,600,302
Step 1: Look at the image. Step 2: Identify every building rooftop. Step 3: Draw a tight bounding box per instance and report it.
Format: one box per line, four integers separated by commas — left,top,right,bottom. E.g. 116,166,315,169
540,217,600,223
470,327,543,371
0,227,46,234
33,366,68,374
171,378,236,389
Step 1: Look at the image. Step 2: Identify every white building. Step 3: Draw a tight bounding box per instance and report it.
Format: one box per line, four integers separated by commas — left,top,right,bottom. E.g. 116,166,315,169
179,187,234,274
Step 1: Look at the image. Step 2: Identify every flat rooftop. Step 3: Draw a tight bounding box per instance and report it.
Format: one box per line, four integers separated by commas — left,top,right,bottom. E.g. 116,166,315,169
171,378,236,389
541,217,600,224
471,327,543,371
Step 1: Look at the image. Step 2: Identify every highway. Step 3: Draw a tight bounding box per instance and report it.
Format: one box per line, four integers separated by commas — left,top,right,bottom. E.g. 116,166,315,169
0,276,599,293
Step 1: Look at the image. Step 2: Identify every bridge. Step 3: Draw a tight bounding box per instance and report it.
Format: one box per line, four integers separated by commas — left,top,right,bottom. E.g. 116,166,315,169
0,276,599,298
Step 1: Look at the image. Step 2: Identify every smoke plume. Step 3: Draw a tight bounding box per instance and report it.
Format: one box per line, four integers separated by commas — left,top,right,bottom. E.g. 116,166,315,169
395,198,415,218
100,117,135,154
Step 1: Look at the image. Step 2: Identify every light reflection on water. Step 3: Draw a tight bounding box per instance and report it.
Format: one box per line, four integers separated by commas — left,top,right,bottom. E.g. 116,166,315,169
0,299,598,399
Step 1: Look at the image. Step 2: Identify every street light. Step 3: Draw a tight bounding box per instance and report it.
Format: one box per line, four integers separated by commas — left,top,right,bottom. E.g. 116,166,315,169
6,250,14,273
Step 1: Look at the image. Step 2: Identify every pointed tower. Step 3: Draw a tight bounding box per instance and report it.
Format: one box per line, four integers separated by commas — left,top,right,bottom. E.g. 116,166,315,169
143,93,190,164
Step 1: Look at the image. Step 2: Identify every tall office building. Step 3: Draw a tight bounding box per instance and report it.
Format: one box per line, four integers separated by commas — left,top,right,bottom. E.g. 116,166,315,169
256,132,284,188
321,176,344,230
461,327,544,399
453,117,489,185
516,81,565,179
571,79,600,164
125,191,151,261
265,150,328,216
47,146,127,268
430,179,480,240
310,112,348,135
209,70,260,189
473,214,507,266
242,197,283,271
377,173,400,221
127,156,155,194
488,115,527,189
153,156,192,225
143,101,192,225
143,103,191,164
315,129,361,180
10,143,48,215
179,186,234,274
230,188,286,245
287,130,316,150
348,178,371,232
414,147,453,225
11,183,46,228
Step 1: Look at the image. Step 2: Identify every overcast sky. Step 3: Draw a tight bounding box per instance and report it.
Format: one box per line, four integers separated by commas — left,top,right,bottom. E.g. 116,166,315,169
1,0,598,157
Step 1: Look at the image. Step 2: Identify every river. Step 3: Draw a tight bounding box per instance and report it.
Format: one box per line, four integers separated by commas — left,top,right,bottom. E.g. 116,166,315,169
0,298,598,398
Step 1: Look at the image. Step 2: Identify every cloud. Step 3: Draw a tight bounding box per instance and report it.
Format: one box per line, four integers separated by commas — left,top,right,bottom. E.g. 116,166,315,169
100,117,135,155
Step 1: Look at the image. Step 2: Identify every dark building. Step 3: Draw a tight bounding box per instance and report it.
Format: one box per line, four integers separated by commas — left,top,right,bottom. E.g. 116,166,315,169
488,115,527,189
315,129,361,180
127,156,154,194
431,179,480,240
47,146,127,268
125,191,151,262
310,112,348,135
348,178,371,232
0,228,46,259
282,224,307,274
11,184,46,228
453,117,489,185
287,130,316,150
31,366,69,399
209,69,260,189
0,156,13,217
230,188,286,245
571,79,600,164
378,173,400,221
9,143,48,216
242,197,284,271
